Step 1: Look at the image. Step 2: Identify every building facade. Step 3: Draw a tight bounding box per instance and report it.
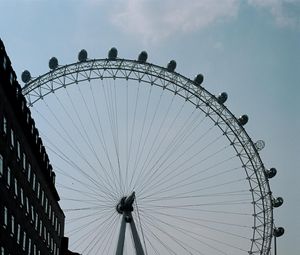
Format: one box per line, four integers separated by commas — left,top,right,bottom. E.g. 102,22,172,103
0,39,67,254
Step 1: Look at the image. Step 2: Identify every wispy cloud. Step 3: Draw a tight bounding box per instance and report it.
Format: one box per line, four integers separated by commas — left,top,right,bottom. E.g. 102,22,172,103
109,0,298,43
248,0,300,28
110,0,239,43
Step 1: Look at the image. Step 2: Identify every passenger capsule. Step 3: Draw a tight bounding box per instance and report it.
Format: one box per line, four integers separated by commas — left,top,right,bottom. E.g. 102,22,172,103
138,51,148,63
238,115,248,126
49,57,58,70
167,60,177,72
78,49,88,62
265,168,277,179
273,227,285,237
194,74,204,87
21,70,31,83
108,47,118,60
272,197,284,208
255,140,265,151
217,92,228,104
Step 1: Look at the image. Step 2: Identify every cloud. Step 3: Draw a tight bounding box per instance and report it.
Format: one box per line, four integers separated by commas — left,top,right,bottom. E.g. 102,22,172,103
109,0,299,43
248,0,300,28
110,0,239,43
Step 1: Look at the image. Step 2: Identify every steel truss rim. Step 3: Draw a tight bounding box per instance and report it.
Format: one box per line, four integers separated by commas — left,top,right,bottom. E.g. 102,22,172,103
22,58,273,254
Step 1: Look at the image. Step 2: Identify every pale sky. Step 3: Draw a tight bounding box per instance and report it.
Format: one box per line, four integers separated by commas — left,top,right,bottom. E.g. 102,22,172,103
1,0,299,254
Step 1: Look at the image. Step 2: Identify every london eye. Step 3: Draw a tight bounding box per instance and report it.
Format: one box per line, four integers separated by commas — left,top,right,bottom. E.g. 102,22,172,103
21,48,284,255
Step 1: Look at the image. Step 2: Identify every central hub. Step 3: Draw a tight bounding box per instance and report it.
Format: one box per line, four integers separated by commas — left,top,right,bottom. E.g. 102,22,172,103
116,191,135,214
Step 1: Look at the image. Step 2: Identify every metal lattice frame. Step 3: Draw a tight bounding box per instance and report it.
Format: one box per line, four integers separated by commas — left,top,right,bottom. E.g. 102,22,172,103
22,58,274,254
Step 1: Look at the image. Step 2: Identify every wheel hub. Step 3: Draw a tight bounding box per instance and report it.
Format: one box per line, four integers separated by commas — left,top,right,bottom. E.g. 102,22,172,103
116,191,135,214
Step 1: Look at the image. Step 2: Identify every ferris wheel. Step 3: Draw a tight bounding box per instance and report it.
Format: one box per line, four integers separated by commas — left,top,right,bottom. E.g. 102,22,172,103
21,48,284,255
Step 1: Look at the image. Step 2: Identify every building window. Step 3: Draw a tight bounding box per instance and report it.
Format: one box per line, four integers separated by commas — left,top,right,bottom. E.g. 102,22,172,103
23,153,27,172
3,206,8,228
43,226,46,241
28,238,31,255
3,116,7,134
35,133,38,144
37,182,40,199
45,197,48,214
23,231,27,250
17,140,21,160
28,163,31,182
14,178,18,198
33,244,36,255
20,188,24,206
55,217,58,231
47,232,50,247
39,220,42,237
27,112,30,124
11,215,15,236
49,205,52,220
52,211,55,226
41,190,44,206
1,247,4,255
2,55,7,70
7,167,11,187
10,129,14,148
31,206,34,223
52,173,56,185
9,72,14,85
17,224,21,244
51,238,53,251
26,197,29,215
35,213,38,230
32,173,36,191
0,154,3,176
